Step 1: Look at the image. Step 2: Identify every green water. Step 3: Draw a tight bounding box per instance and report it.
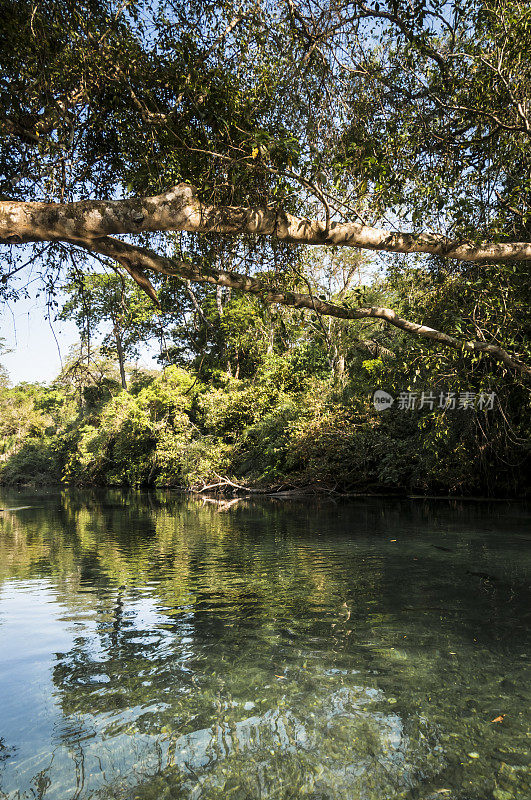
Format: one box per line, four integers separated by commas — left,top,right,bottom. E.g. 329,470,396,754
0,490,529,800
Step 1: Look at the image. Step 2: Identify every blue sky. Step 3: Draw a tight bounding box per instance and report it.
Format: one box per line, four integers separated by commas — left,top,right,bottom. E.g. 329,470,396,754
0,291,160,385
0,292,79,384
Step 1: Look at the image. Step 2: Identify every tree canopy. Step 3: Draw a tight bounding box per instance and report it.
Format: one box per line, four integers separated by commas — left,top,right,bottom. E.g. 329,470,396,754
0,0,530,375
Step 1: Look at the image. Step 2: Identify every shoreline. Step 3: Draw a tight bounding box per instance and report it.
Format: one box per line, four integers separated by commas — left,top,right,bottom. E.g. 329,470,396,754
0,481,528,502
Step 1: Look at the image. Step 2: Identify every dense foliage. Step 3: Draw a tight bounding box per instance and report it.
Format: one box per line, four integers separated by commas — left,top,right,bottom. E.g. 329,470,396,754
0,0,529,493
1,260,528,495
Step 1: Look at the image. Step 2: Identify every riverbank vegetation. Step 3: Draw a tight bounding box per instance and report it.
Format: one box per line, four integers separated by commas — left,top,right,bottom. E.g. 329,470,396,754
1,253,529,495
1,0,530,496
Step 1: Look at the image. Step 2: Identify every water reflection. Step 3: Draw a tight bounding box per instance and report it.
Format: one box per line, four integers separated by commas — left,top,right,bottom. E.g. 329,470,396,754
0,489,529,799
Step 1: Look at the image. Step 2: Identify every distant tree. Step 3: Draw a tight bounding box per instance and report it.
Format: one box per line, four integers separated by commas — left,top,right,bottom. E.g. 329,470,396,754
59,272,155,390
0,338,10,387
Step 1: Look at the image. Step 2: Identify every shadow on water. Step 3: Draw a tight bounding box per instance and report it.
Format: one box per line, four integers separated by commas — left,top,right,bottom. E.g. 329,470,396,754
0,488,529,800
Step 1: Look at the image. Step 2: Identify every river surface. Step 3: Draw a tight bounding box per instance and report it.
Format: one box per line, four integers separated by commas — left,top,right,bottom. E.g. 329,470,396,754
0,489,529,800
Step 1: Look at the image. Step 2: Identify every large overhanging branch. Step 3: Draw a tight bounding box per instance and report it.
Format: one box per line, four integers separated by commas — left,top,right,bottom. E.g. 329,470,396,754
1,184,529,375
68,235,530,377
1,183,531,261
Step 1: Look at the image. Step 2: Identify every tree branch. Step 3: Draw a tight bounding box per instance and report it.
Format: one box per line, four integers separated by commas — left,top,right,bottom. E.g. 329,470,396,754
1,183,530,262
69,235,531,377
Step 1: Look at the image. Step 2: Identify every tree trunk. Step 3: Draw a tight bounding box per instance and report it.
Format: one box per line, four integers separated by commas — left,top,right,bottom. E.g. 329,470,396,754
335,351,346,381
216,284,224,317
113,322,128,390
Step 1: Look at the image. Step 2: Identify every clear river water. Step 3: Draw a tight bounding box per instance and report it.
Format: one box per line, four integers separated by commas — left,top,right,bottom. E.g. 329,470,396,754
0,489,529,800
